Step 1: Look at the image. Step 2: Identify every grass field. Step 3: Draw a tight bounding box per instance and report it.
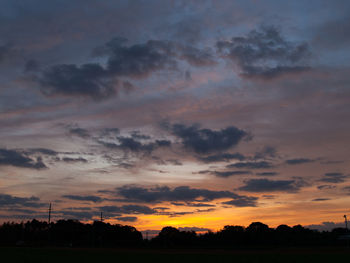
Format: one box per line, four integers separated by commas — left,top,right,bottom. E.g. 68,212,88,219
1,247,350,263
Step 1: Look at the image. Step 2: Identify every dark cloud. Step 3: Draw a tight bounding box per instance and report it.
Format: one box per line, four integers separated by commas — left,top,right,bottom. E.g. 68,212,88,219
68,127,91,138
116,216,138,222
314,15,350,48
320,160,344,165
0,194,45,208
116,185,237,203
199,152,246,163
99,205,155,215
118,163,135,169
165,159,183,166
60,210,96,220
222,195,258,207
130,131,151,140
62,195,103,203
175,44,216,67
165,123,248,154
262,195,275,199
165,211,194,217
0,148,47,169
317,185,336,190
253,146,277,160
343,186,350,191
153,207,170,211
319,173,348,183
99,136,171,153
39,38,215,100
312,198,331,202
238,178,306,192
256,172,278,176
27,148,58,156
100,128,120,137
98,37,216,72
199,147,276,164
96,128,171,153
61,157,88,163
285,158,315,165
227,161,274,169
212,170,252,178
39,63,115,100
24,59,40,72
93,38,177,77
0,42,16,63
112,185,257,207
171,202,215,207
217,26,310,79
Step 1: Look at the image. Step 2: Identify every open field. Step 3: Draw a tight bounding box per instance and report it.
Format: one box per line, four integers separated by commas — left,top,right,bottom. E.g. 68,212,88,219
1,247,350,263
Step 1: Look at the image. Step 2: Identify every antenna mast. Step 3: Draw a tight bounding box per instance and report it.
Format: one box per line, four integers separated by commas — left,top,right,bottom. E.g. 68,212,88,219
48,203,52,224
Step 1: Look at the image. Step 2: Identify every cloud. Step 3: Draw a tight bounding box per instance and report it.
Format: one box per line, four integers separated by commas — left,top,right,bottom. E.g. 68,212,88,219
0,43,16,63
116,216,138,222
317,185,336,190
217,25,310,79
199,152,246,163
256,172,278,176
343,186,350,192
165,159,183,166
99,205,156,215
39,63,115,100
24,59,40,72
171,202,215,207
115,185,237,203
238,178,306,192
312,198,331,202
26,148,58,156
99,136,171,153
60,210,96,220
0,194,45,208
222,195,258,207
212,170,252,178
319,173,348,183
61,157,88,163
227,161,273,169
62,195,103,203
68,127,91,138
97,37,216,72
253,146,277,160
285,158,315,165
165,123,248,154
110,185,257,207
313,15,350,48
39,38,215,100
130,131,151,140
100,128,120,137
0,148,47,169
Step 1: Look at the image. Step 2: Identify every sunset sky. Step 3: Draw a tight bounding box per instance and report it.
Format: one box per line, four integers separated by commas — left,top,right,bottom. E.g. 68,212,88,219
1,0,350,234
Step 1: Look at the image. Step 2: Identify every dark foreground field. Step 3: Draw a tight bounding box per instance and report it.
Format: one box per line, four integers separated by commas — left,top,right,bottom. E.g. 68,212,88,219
1,247,350,263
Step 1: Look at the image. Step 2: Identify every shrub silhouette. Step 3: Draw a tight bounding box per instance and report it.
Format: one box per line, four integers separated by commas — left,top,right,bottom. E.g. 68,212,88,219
0,219,349,248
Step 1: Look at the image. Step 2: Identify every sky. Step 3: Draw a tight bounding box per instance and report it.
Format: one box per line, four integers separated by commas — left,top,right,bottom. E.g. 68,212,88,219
1,0,350,233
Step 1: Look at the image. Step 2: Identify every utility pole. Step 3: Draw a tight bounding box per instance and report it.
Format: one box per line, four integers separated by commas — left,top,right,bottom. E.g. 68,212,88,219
100,212,103,222
48,203,52,224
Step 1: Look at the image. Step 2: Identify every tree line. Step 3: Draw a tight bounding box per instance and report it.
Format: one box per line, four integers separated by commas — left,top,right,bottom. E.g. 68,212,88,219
0,219,348,248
